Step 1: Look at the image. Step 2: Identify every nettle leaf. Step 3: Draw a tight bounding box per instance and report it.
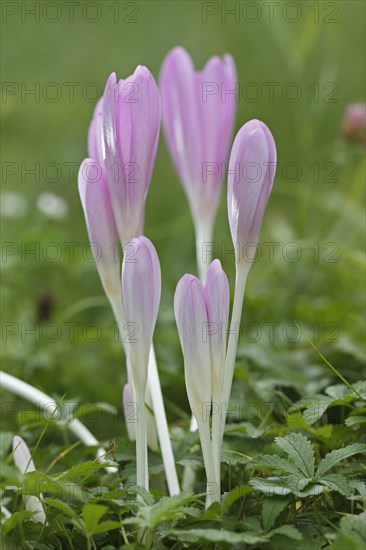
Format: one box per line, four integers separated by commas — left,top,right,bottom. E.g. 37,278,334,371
250,477,292,496
251,454,301,476
275,433,315,477
318,443,366,477
319,474,353,497
261,497,288,531
221,485,253,513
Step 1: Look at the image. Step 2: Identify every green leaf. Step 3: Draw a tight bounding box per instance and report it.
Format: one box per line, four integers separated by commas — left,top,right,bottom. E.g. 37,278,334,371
329,512,366,550
92,520,120,534
345,415,366,429
57,460,114,481
82,503,107,535
222,485,253,513
318,443,366,477
250,477,292,496
262,497,288,531
270,524,303,541
275,433,315,477
319,474,353,496
302,397,334,424
252,454,301,475
168,528,268,545
1,511,33,535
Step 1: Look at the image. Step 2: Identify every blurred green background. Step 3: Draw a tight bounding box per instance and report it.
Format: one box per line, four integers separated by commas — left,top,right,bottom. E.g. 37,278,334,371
1,1,365,443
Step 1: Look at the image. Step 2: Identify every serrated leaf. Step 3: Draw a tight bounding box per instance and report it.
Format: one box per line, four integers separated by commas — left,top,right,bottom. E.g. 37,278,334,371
252,454,301,475
302,397,334,424
262,497,288,531
318,443,366,477
319,474,353,496
250,477,292,496
222,485,253,513
275,433,315,477
57,461,114,481
82,504,107,534
286,474,311,492
345,415,366,429
270,524,303,540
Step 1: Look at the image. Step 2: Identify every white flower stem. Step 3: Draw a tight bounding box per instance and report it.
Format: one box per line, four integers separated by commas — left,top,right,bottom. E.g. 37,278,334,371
135,388,148,491
113,297,180,496
211,393,222,496
197,420,218,508
220,263,249,442
147,347,180,495
182,217,214,492
0,371,116,473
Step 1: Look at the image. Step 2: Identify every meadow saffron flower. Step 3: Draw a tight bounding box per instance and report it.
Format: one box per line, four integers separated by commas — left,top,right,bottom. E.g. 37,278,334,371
79,68,180,495
122,236,161,490
160,47,236,281
88,67,161,246
174,259,229,505
12,436,46,524
227,119,277,262
222,120,276,443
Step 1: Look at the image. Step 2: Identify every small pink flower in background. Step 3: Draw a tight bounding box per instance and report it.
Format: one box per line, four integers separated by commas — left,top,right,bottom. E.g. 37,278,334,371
341,103,366,144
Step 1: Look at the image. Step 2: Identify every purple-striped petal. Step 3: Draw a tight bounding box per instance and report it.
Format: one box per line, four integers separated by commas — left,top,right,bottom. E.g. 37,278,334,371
160,47,237,222
122,236,161,392
204,260,229,400
88,97,105,165
227,120,277,259
78,158,120,304
103,68,161,245
174,274,212,419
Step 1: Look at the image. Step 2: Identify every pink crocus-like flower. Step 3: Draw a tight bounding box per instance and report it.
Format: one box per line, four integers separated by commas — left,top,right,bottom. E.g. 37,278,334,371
12,436,46,524
174,259,229,423
80,65,161,250
122,236,161,490
160,47,237,230
227,119,277,263
174,259,229,505
122,237,161,393
78,66,160,315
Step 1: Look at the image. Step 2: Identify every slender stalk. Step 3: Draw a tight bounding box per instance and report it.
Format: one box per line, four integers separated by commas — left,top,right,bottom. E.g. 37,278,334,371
197,420,218,507
211,393,222,496
147,347,180,495
135,389,148,491
113,296,180,495
220,263,249,441
0,371,116,473
194,217,213,285
182,217,213,491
